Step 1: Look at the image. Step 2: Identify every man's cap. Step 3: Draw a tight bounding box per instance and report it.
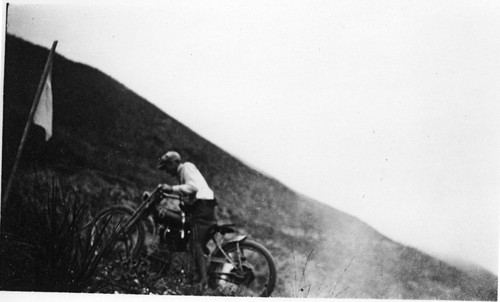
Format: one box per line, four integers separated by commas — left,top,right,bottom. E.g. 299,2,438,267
157,151,181,170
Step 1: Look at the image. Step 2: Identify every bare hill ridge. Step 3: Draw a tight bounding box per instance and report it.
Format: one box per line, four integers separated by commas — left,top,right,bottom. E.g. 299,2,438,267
2,35,497,299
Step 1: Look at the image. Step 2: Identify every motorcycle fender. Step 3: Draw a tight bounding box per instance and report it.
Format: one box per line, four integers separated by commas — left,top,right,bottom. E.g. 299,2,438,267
228,235,247,243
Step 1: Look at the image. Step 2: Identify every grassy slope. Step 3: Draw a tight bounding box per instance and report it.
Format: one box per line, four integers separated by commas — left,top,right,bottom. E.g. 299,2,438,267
2,35,497,299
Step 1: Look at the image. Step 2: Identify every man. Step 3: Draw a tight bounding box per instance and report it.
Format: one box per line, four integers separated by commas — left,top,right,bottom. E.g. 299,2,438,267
157,151,217,288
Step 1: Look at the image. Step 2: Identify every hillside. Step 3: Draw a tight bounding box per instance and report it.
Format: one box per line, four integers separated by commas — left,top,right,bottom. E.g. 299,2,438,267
1,35,497,299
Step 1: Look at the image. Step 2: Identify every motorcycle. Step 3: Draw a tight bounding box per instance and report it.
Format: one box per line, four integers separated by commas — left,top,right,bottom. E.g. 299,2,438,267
91,186,277,297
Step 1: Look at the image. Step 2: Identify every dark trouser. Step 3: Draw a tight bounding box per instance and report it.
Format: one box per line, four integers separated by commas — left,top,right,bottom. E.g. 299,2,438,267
189,199,217,284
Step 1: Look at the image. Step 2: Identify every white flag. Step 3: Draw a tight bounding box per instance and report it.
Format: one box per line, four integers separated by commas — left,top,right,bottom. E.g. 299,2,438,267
33,69,53,141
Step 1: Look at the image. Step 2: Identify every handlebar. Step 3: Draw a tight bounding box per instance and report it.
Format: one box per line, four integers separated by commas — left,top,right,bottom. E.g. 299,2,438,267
143,187,184,208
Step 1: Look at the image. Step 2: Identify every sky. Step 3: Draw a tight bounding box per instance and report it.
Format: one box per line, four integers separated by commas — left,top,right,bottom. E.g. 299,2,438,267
3,0,499,274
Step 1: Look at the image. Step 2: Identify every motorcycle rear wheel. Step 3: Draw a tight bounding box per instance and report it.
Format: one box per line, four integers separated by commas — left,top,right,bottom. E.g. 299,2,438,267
208,240,276,297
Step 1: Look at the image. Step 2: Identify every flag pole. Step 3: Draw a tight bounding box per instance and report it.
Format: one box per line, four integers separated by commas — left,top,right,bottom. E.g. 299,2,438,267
1,40,58,212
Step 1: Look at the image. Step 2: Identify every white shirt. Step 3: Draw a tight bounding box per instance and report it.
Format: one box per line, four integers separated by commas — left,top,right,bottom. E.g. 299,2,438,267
172,162,214,200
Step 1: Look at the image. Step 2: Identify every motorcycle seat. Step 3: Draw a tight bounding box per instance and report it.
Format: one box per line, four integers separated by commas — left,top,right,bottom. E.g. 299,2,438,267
210,223,236,234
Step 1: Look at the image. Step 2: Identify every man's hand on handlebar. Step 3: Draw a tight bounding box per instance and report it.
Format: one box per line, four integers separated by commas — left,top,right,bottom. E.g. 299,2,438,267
159,183,173,193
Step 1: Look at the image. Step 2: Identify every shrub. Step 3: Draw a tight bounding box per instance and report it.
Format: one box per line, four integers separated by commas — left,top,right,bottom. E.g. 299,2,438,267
0,174,115,292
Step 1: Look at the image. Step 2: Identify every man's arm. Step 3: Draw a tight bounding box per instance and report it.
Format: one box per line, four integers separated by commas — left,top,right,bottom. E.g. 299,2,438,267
172,182,198,195
159,182,197,195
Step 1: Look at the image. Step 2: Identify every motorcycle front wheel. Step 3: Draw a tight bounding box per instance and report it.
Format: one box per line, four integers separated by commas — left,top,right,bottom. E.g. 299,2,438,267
91,206,145,263
208,240,277,297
